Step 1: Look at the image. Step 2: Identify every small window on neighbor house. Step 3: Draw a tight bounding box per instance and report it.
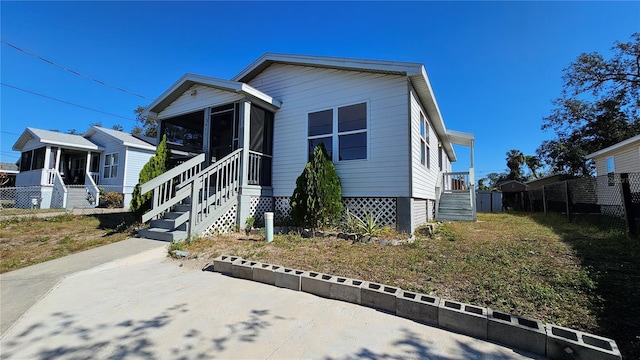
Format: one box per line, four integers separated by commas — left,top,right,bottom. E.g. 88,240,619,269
32,147,46,170
103,153,119,179
606,156,615,186
20,150,33,171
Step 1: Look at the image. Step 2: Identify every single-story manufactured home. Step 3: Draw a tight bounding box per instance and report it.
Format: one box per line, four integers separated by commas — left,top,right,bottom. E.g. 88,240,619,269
138,53,476,241
12,126,156,209
586,134,640,216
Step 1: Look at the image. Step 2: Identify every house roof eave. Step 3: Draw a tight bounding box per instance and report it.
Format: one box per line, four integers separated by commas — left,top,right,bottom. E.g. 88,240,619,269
585,134,640,159
142,74,281,118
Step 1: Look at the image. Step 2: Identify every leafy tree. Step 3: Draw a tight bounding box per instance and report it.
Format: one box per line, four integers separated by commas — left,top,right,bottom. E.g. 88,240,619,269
486,172,508,189
132,105,158,138
506,149,525,180
537,33,640,176
290,143,343,232
130,134,170,221
477,178,490,191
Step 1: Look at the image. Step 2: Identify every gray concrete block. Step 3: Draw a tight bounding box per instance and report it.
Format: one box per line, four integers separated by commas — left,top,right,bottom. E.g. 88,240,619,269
274,267,306,291
396,290,439,325
252,262,280,285
329,277,362,304
437,299,488,339
301,272,333,298
212,255,242,275
361,282,399,314
487,309,546,356
231,259,257,280
546,324,621,360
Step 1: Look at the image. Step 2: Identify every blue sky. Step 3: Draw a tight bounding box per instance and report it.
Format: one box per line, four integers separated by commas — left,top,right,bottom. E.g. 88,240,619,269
1,1,639,178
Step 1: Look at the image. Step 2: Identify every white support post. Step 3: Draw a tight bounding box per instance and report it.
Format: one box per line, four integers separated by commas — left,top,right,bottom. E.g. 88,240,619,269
55,148,62,172
43,146,52,170
237,100,252,230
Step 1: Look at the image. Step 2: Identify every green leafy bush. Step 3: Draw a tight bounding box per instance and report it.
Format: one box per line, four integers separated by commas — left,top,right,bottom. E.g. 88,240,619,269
130,135,170,221
290,143,342,232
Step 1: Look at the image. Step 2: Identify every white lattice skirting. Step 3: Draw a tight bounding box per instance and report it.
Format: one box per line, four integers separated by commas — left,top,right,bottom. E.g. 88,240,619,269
202,203,237,236
272,196,397,227
249,196,274,226
343,197,397,227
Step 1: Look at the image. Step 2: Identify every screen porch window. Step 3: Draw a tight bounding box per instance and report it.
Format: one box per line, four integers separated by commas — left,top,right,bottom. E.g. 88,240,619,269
307,102,368,162
103,153,119,179
420,112,430,168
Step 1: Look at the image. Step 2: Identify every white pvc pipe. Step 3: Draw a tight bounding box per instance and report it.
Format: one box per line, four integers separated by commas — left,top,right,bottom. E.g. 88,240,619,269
265,212,274,243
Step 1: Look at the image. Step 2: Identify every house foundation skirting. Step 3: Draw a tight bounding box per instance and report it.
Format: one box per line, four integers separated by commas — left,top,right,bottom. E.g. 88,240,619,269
200,196,440,236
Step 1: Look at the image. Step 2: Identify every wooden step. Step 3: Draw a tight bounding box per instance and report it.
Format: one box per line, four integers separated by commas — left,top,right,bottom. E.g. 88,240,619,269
138,227,188,242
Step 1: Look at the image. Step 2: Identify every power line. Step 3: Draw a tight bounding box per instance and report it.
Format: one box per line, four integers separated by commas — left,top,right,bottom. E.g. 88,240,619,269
1,83,137,121
1,40,153,101
0,130,21,136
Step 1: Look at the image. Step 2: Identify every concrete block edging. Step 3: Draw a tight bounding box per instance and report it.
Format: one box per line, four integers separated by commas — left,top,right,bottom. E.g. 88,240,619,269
207,255,621,360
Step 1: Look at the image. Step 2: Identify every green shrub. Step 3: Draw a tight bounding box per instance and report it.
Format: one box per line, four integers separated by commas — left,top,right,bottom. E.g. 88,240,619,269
290,143,343,232
130,135,170,221
342,207,385,240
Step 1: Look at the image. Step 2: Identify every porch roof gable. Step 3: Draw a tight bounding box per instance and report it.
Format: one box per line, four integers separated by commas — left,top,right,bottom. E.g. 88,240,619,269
232,53,458,161
85,126,156,152
12,127,102,152
143,74,282,117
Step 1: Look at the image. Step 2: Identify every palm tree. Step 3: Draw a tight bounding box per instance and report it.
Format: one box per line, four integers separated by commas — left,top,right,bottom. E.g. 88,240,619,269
506,149,525,181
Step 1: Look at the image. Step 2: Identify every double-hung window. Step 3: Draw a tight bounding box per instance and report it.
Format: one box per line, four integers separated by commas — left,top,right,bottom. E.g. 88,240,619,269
419,112,430,168
103,153,119,179
308,102,368,162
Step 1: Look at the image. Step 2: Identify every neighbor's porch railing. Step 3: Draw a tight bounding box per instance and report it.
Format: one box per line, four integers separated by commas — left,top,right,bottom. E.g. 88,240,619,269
85,171,100,207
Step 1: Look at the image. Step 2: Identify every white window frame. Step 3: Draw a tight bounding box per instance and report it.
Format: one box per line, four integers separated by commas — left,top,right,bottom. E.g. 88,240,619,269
103,152,119,179
419,112,430,169
307,101,369,163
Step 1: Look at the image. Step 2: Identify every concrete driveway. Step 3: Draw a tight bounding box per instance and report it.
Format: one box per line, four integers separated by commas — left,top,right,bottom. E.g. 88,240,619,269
0,243,544,359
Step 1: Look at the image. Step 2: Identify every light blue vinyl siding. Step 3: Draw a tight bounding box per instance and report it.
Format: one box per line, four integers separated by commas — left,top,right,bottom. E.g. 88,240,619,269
248,64,410,197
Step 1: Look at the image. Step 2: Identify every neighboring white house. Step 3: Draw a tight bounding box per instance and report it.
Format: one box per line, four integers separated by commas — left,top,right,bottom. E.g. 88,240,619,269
586,134,640,216
12,126,156,209
138,53,475,241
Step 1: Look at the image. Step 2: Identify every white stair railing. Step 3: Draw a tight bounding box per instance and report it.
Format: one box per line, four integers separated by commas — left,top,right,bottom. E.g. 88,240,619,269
189,149,242,236
141,153,205,223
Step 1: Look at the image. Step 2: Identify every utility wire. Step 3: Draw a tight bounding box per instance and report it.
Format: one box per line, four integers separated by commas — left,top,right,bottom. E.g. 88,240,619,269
1,83,137,121
1,40,153,101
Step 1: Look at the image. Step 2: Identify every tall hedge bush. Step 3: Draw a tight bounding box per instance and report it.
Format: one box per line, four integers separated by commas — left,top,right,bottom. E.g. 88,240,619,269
130,134,170,221
290,143,342,231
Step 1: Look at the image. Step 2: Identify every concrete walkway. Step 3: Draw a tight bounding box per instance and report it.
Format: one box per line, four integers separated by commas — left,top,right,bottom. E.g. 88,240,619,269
0,237,167,335
0,245,545,359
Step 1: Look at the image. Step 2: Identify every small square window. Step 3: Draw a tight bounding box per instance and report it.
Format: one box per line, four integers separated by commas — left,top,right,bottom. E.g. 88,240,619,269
338,103,366,132
308,137,332,162
339,132,367,161
308,109,333,136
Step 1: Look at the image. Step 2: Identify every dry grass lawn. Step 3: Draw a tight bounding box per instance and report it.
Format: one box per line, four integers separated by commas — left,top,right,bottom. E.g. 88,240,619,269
0,212,137,273
176,212,639,359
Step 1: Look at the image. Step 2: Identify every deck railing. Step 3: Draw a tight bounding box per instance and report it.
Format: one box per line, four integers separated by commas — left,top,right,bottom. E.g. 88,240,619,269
443,172,471,192
247,150,272,186
85,172,100,207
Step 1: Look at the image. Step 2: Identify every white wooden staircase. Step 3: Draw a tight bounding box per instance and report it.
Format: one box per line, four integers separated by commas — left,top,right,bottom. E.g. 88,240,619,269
137,149,242,242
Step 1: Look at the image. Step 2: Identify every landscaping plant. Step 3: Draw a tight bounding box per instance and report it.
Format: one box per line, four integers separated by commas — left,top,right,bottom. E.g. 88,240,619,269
130,135,171,221
290,143,343,232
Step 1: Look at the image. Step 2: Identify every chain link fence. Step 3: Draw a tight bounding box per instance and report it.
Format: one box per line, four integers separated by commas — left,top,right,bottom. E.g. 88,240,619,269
528,173,640,234
0,185,127,215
